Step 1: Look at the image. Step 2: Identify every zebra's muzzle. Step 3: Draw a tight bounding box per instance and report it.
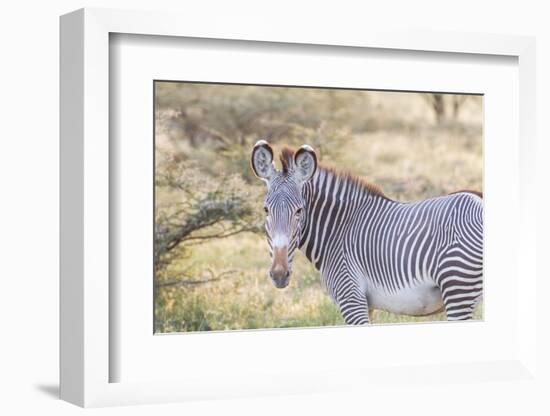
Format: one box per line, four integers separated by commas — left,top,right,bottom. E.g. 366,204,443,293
270,246,290,288
270,269,290,288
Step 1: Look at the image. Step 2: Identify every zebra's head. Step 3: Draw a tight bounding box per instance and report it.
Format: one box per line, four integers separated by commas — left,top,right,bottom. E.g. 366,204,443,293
251,140,317,289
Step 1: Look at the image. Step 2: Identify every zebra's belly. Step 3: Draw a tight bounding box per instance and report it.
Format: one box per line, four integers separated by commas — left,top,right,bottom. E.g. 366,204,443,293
365,280,444,316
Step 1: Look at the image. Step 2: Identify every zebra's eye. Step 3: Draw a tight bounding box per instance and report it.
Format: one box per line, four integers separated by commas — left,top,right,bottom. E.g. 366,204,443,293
295,208,303,216
264,206,269,214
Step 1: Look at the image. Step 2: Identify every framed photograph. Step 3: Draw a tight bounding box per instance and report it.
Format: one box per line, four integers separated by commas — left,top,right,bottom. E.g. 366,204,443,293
152,81,484,332
60,8,538,408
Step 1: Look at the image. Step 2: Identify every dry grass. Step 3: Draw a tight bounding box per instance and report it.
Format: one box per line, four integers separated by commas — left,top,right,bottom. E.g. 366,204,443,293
155,235,344,332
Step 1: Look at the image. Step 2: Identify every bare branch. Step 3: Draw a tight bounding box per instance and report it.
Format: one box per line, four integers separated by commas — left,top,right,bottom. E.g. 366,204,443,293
156,270,238,288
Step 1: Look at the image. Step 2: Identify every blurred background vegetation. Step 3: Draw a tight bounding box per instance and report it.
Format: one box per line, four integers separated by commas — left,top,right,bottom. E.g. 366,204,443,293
154,82,483,333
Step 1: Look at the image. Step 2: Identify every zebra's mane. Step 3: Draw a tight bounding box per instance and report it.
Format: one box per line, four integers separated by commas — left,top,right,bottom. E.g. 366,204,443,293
279,147,296,175
279,146,391,200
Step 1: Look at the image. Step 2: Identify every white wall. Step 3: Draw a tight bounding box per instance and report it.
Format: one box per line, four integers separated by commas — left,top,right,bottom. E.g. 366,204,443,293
0,1,548,414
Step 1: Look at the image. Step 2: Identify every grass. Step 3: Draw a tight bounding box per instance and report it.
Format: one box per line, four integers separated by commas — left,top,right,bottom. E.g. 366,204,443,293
155,234,345,332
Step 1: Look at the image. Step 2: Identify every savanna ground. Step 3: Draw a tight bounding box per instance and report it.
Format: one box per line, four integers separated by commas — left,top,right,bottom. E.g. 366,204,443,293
154,83,483,333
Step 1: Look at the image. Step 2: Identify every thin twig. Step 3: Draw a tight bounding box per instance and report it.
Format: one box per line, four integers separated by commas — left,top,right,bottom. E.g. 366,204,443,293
157,270,237,288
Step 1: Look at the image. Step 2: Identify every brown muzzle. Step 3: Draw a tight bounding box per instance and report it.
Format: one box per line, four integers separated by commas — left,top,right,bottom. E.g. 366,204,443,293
270,246,290,288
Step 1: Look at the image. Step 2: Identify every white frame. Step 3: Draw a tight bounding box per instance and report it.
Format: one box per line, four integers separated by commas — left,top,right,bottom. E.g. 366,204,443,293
60,8,537,407
111,33,518,385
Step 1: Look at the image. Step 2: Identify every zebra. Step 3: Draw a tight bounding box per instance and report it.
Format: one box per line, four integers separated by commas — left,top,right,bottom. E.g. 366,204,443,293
251,140,483,324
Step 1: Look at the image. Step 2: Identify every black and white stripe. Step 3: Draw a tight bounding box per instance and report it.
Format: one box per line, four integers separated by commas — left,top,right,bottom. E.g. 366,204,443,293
300,168,483,323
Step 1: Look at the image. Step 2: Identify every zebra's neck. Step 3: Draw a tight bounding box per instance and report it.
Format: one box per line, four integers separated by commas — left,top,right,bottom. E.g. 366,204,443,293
299,167,393,270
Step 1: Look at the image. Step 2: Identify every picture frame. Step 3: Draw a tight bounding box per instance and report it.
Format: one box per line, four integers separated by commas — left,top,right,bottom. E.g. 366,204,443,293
60,7,538,408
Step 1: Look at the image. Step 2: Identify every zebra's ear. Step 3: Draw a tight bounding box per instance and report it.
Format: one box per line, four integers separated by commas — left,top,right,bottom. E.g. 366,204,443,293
294,145,317,184
251,140,277,183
